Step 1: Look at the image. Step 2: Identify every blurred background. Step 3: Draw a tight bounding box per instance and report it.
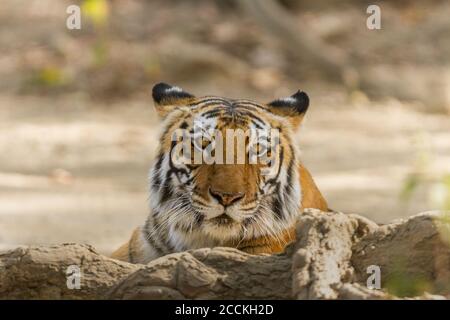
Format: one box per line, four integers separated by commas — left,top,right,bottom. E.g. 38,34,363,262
0,0,449,254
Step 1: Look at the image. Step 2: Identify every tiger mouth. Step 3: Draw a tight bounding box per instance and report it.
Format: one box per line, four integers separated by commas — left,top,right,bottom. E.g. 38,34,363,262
210,214,235,225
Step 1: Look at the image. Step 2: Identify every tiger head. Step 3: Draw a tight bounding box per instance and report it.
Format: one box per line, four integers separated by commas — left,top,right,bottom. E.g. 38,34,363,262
148,83,310,247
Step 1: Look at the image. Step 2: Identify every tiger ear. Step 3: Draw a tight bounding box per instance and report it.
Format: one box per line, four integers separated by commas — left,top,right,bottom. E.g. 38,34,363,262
267,90,309,128
152,82,195,117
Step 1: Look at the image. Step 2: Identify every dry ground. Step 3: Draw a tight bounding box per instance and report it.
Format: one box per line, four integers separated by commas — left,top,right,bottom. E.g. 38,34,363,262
1,91,449,254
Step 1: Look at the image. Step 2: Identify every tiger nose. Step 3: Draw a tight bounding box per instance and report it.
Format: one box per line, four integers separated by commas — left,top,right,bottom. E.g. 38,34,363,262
209,188,245,206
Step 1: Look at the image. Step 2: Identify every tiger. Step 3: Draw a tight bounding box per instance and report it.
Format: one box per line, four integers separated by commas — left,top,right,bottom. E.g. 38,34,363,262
111,82,328,264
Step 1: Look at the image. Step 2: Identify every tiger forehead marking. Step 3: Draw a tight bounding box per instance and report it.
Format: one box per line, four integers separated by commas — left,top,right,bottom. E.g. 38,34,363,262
184,106,274,136
111,83,328,264
191,97,272,126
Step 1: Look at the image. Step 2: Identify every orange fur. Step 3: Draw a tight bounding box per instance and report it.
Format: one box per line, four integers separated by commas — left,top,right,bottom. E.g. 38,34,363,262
235,227,296,254
110,228,142,263
298,163,328,211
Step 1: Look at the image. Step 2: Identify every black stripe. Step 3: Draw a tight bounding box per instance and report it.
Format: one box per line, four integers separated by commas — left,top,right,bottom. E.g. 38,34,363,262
160,117,181,143
188,97,229,105
168,141,190,176
179,121,189,129
233,101,267,110
176,221,192,234
143,218,166,256
194,211,204,227
128,245,134,263
193,102,229,112
145,231,166,256
151,154,164,191
231,104,259,112
272,185,283,219
189,98,231,108
159,183,173,205
237,110,266,127
251,121,263,130
284,157,295,202
204,110,224,119
151,215,171,254
243,217,253,227
158,222,176,252
266,146,284,186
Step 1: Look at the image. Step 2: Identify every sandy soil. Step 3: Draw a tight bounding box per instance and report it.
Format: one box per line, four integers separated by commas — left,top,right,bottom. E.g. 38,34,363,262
1,92,449,254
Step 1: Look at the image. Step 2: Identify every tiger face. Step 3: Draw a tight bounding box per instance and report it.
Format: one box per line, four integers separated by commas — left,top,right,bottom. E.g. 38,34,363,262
147,83,310,250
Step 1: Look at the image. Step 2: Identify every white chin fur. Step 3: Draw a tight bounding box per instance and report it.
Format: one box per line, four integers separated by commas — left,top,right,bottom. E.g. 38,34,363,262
201,222,243,242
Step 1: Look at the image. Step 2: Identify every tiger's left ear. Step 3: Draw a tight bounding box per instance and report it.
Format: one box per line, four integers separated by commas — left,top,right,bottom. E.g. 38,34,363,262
152,82,195,117
267,90,309,128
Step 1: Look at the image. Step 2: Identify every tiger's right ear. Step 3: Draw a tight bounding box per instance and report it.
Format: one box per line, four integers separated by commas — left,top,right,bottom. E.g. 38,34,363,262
152,82,195,117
